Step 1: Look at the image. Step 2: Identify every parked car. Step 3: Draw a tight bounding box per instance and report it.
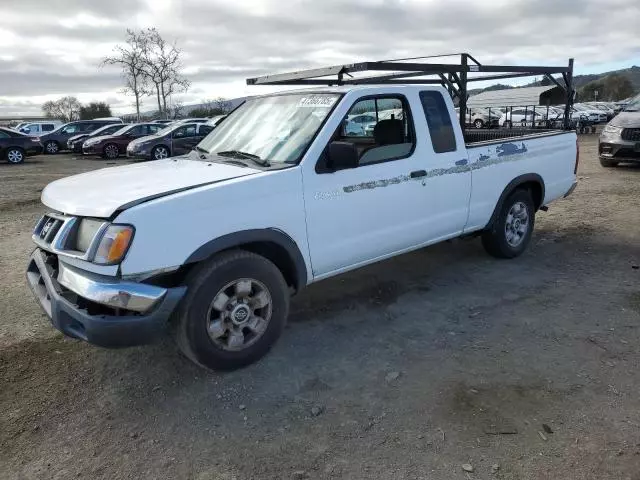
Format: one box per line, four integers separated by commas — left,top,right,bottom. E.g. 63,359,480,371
27,83,578,371
499,108,547,127
173,117,210,125
573,103,607,123
344,113,377,136
151,119,174,125
40,119,124,154
126,122,215,160
19,121,62,136
82,123,164,159
67,123,130,154
598,94,640,167
206,115,227,127
456,107,500,128
0,126,43,164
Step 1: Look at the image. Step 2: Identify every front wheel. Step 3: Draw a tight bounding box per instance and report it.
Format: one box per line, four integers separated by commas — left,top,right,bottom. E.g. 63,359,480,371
44,141,59,154
103,143,119,159
482,189,535,259
174,250,289,371
473,119,484,129
152,145,170,160
6,147,25,164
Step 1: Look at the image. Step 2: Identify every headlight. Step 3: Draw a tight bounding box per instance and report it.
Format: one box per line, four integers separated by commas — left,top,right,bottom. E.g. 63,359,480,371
84,138,100,147
93,225,134,265
603,125,623,136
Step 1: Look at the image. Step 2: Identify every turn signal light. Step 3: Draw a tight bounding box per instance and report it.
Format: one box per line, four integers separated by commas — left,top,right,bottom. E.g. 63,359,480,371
93,225,134,265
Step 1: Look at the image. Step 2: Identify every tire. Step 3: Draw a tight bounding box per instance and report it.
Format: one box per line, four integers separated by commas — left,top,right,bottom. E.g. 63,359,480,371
473,119,484,129
103,143,119,159
44,141,59,154
173,250,289,371
599,158,618,168
6,147,25,164
482,189,535,259
152,145,170,160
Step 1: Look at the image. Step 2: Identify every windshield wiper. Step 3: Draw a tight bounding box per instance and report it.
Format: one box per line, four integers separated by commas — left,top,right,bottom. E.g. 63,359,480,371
194,145,209,154
216,150,270,167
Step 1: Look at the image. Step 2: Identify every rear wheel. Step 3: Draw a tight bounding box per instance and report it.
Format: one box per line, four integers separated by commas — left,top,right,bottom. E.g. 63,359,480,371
482,189,535,259
44,141,59,154
599,158,618,168
6,147,25,164
152,145,170,160
173,250,289,371
473,119,484,129
103,143,119,159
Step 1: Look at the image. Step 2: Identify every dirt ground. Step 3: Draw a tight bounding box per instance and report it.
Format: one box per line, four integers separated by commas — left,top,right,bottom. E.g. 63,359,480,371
1,137,640,480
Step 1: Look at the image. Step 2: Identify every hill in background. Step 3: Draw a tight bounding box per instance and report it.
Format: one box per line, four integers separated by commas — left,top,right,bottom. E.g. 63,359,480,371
468,65,639,101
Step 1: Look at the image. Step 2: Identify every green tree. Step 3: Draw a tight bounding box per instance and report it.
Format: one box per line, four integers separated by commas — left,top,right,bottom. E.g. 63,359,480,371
79,102,112,120
578,74,635,101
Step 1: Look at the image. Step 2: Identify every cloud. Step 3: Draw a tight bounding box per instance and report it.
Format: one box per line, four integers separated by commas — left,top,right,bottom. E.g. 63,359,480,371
1,0,639,116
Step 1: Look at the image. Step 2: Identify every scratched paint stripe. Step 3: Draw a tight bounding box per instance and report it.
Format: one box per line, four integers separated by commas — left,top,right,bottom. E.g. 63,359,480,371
342,151,530,194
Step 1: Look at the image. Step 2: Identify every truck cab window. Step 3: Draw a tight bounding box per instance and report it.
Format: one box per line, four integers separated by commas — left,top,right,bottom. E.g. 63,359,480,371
336,96,414,166
419,91,456,153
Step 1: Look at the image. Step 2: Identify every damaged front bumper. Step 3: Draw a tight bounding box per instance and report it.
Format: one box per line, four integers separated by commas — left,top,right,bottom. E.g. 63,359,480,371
26,249,185,347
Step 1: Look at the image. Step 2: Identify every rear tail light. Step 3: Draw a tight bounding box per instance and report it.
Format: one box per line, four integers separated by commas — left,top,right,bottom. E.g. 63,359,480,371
574,138,580,174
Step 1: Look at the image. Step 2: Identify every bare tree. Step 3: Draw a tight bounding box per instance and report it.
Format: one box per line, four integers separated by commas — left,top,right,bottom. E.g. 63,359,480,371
168,101,184,119
214,97,232,113
102,30,148,121
139,28,190,118
42,96,82,122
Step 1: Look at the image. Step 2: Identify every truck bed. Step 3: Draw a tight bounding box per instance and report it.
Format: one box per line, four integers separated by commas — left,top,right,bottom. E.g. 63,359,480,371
464,128,567,146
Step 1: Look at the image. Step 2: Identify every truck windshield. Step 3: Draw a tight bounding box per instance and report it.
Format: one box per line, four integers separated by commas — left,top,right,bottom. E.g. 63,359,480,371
198,93,341,165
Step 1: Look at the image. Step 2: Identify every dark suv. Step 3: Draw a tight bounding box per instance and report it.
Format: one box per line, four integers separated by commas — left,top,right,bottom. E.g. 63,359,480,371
599,95,640,167
40,119,123,154
82,123,164,159
126,123,214,160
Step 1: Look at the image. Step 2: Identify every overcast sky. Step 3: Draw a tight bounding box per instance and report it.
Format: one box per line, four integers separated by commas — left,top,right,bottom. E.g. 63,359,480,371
1,0,639,117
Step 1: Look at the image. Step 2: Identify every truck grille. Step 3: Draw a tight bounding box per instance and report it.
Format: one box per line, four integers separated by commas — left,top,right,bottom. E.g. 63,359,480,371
621,128,640,141
33,213,108,260
34,215,66,246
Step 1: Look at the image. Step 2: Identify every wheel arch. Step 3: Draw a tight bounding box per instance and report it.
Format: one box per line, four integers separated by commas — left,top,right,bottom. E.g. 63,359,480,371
485,173,545,230
183,229,308,293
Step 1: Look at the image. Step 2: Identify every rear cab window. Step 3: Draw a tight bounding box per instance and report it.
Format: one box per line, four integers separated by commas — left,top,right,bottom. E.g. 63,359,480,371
419,91,456,153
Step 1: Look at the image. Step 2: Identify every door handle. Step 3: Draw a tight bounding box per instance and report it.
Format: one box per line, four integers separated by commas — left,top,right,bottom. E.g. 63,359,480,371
455,159,468,166
410,170,427,178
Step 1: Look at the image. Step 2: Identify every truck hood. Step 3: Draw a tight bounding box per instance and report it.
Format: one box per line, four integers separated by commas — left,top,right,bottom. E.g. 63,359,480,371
41,156,260,218
609,111,640,128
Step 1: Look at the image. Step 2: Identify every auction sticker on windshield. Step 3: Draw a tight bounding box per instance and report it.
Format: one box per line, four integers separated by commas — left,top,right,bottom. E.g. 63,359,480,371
298,96,337,108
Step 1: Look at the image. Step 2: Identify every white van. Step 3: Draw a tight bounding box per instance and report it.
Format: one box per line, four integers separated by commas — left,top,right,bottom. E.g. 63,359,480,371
20,121,63,136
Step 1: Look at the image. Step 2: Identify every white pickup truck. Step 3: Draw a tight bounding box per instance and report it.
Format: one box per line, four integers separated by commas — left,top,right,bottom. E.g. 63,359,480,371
27,84,578,370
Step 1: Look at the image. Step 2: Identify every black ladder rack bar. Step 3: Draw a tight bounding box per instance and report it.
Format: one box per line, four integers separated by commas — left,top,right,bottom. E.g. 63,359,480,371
245,53,575,132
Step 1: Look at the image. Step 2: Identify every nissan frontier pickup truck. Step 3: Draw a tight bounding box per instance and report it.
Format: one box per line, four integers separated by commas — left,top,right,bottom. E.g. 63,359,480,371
26,56,579,370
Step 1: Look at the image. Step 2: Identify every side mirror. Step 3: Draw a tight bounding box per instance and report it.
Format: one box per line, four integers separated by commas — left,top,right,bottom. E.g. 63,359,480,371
328,141,358,171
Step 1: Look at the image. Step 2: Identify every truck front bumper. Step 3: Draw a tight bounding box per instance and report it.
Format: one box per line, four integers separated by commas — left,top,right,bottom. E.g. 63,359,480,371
26,249,186,347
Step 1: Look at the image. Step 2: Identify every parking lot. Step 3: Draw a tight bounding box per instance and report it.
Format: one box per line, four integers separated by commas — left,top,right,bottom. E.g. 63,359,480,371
1,136,639,479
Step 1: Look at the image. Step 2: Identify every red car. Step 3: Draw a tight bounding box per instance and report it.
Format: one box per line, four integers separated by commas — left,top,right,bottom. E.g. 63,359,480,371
82,123,164,159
